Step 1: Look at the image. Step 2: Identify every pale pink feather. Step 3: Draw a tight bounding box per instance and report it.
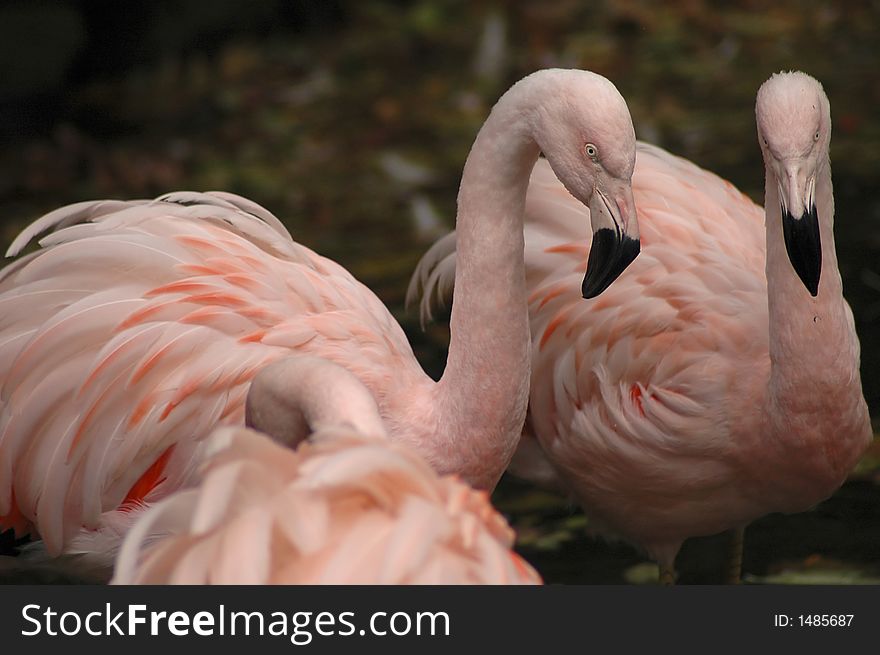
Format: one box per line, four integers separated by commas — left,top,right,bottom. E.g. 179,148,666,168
111,426,541,585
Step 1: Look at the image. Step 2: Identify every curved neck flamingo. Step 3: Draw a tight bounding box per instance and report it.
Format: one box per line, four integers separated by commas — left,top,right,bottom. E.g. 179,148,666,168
430,84,539,487
0,70,638,561
252,70,639,491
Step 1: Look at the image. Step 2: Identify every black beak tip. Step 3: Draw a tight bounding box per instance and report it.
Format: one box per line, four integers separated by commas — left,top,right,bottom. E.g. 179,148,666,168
781,205,822,298
581,229,640,299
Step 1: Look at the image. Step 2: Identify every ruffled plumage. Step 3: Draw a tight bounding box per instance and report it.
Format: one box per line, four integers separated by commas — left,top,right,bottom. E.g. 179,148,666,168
112,426,541,585
0,192,423,555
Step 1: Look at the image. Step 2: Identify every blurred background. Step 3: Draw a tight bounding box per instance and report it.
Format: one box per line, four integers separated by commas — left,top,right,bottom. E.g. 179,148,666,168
0,0,878,583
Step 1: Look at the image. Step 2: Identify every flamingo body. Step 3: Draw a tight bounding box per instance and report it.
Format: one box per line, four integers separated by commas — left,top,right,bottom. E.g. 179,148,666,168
112,425,541,585
523,146,770,558
0,193,426,554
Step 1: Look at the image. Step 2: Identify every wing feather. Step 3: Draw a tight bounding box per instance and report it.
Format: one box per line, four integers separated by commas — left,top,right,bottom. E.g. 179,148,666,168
0,191,422,555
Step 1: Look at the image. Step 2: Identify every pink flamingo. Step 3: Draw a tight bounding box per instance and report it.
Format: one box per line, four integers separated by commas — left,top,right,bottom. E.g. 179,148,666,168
112,425,541,584
112,357,540,585
412,71,872,583
0,69,640,566
112,426,541,585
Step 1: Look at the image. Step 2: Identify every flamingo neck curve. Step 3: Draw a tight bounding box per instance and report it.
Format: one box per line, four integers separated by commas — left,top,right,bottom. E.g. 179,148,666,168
422,78,544,490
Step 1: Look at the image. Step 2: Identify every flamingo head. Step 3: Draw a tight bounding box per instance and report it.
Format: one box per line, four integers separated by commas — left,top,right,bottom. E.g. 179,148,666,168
756,71,831,297
532,70,640,298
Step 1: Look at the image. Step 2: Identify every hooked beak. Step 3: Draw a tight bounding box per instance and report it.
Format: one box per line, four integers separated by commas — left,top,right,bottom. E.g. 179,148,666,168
779,164,821,296
582,184,640,298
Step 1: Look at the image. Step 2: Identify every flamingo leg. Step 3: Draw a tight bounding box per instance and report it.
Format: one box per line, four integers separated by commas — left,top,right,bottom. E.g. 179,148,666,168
726,526,745,584
659,565,676,586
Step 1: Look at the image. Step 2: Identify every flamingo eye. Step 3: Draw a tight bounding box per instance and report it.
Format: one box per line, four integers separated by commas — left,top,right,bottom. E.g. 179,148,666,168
584,143,598,160
814,131,820,141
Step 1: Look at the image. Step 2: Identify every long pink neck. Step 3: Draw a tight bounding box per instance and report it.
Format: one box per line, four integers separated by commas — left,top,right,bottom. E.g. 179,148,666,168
427,84,541,489
762,155,871,497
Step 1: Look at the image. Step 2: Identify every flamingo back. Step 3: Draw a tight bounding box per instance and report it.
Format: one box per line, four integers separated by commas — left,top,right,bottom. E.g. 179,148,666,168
111,426,542,585
0,192,421,555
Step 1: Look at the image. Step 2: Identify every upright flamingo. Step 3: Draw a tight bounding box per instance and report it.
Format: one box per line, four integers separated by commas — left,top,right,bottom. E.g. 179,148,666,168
0,69,640,566
412,71,872,582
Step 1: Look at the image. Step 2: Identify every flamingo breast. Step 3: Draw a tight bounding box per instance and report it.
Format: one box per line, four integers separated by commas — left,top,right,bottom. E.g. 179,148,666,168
522,145,781,552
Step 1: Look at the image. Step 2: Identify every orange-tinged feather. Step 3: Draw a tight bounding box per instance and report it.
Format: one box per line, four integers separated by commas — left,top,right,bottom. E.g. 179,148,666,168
232,364,264,386
544,242,586,255
174,234,227,254
130,347,171,386
208,370,238,392
160,380,202,421
238,306,281,323
178,263,221,277
0,490,32,538
187,292,248,308
238,255,269,274
116,299,182,330
539,307,570,351
80,335,144,397
121,445,175,508
510,551,534,579
630,384,646,417
535,283,568,310
68,401,104,457
178,306,229,326
128,393,156,428
223,273,262,291
144,280,217,297
239,330,266,344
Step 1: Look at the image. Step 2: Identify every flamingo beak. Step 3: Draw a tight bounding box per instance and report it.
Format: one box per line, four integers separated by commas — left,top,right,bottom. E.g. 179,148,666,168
582,184,640,298
779,165,821,296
